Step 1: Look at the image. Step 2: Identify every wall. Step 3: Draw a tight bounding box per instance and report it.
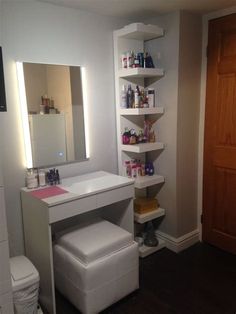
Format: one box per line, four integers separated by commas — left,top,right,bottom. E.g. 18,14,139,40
1,0,130,255
145,12,180,237
177,12,202,236
198,6,236,238
0,0,3,158
145,11,202,240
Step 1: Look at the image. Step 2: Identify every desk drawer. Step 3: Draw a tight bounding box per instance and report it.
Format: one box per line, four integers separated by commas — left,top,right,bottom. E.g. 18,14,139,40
49,195,97,223
97,185,134,208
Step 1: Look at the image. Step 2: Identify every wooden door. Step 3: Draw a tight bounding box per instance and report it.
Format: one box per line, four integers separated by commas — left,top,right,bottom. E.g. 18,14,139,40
203,13,236,254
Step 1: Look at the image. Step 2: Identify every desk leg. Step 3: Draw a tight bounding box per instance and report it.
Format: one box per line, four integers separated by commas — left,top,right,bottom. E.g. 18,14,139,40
22,197,56,314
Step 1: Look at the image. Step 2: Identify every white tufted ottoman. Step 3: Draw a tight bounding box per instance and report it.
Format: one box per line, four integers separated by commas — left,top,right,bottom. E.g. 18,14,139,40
53,218,139,314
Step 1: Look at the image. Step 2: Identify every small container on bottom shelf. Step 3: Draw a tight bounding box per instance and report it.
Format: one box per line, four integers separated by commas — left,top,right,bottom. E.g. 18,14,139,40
134,236,144,247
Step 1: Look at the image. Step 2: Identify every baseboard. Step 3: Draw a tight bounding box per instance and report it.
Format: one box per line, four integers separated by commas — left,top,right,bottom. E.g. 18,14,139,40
155,229,200,253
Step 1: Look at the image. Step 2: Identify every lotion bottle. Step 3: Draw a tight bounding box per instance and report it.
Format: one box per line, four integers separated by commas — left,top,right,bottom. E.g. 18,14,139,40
120,85,127,108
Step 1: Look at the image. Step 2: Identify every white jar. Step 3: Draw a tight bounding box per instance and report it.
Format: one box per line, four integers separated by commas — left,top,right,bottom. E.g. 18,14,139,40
26,169,38,189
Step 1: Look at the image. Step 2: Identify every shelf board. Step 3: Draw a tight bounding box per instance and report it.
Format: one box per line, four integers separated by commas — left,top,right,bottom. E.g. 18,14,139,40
119,107,164,116
134,174,164,189
139,237,166,258
121,142,164,153
119,68,164,79
134,207,165,224
115,23,164,41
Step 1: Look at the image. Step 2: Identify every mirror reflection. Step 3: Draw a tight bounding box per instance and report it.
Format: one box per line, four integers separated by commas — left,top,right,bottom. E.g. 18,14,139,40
23,62,86,168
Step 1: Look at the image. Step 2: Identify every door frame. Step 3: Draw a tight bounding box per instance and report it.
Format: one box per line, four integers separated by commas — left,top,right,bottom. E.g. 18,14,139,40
198,6,236,241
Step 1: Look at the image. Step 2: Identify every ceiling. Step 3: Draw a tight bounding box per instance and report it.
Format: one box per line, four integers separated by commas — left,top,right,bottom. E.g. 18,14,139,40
38,0,236,19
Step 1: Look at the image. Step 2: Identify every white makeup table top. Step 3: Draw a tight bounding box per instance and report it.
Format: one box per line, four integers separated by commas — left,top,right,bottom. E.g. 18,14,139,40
22,171,134,207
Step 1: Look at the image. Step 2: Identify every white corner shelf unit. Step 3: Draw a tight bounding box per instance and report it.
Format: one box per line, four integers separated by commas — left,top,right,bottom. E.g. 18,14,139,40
113,23,166,258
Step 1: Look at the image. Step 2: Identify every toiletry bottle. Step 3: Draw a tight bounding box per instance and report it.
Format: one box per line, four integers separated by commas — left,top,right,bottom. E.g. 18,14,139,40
121,53,127,68
134,53,140,68
148,162,154,176
148,88,155,107
134,85,140,108
56,169,60,184
120,85,127,108
131,164,137,178
127,85,134,108
38,169,46,187
127,51,134,68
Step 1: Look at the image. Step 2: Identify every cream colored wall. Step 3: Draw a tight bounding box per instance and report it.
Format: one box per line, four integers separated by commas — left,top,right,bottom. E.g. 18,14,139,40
144,12,180,237
177,11,202,237
198,6,236,239
145,11,202,239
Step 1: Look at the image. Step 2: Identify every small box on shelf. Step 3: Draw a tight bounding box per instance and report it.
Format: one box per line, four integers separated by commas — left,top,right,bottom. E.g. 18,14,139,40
134,197,158,214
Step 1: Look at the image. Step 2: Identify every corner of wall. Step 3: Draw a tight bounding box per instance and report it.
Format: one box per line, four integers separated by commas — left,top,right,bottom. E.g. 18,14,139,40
176,11,202,237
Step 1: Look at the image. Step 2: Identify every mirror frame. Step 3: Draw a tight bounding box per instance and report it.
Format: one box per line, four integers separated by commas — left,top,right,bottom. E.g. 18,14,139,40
16,61,90,169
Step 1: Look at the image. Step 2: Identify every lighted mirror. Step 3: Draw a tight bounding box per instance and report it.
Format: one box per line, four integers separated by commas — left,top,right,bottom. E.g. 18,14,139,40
17,62,89,168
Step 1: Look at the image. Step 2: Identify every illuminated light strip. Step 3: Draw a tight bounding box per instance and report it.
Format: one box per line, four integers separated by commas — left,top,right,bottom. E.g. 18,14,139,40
81,67,90,159
16,62,33,169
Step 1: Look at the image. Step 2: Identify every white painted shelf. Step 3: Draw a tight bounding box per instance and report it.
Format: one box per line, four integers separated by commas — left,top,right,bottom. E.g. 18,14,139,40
121,142,164,153
114,23,166,252
139,237,166,258
134,175,164,189
119,107,164,116
134,207,165,224
119,68,164,79
115,23,164,41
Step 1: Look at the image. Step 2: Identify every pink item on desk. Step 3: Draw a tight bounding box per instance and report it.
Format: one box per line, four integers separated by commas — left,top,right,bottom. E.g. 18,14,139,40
30,186,68,199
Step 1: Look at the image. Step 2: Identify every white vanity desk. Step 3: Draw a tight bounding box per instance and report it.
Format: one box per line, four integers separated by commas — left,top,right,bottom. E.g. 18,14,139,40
21,171,134,314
